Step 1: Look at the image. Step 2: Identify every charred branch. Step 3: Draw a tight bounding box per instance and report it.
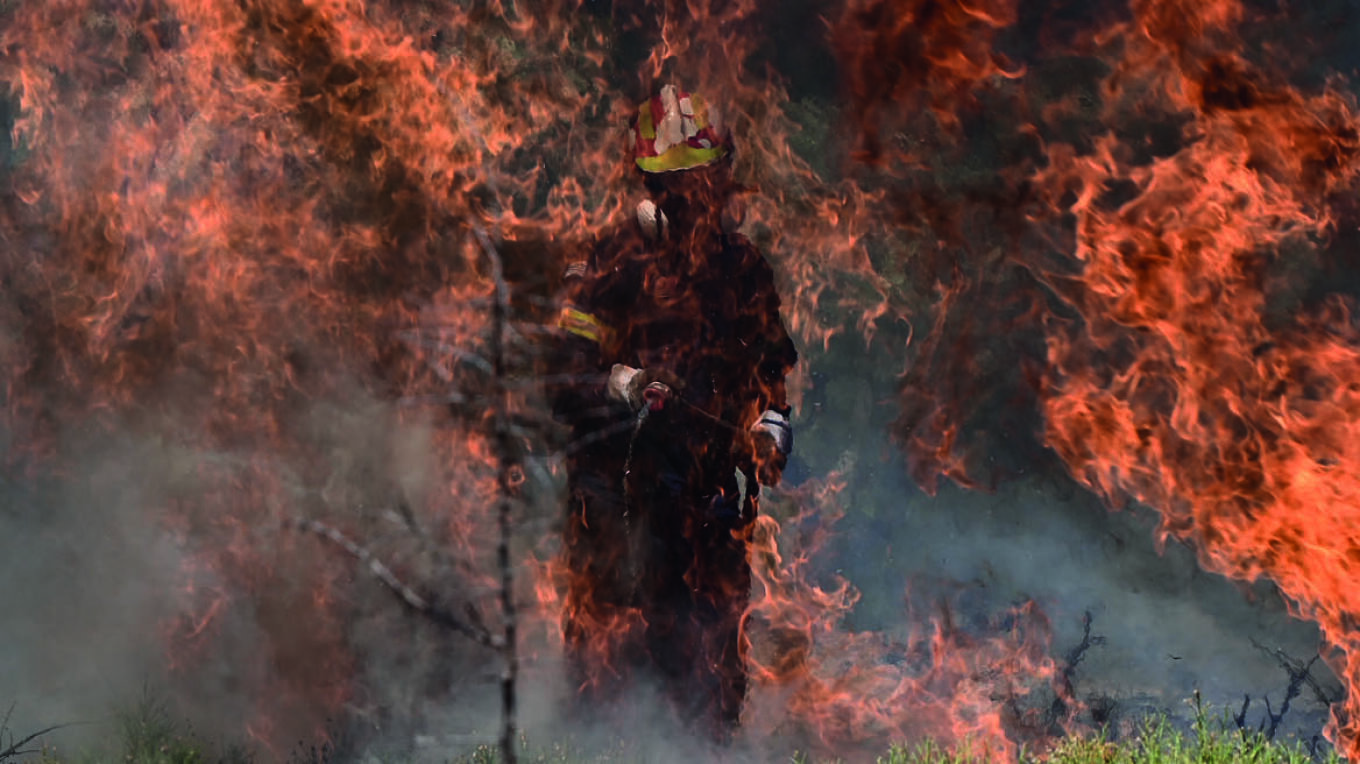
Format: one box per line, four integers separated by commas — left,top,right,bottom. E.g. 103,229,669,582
478,225,520,764
1237,639,1336,741
1033,609,1098,728
0,704,65,762
290,518,496,649
1061,610,1105,692
1047,610,1106,728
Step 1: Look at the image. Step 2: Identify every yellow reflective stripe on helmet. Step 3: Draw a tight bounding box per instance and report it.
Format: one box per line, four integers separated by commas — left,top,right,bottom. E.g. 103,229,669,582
688,92,710,129
637,101,656,140
635,143,727,173
557,307,605,343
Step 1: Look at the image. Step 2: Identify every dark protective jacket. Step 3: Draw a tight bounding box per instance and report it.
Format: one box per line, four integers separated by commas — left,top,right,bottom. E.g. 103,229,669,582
549,215,797,519
545,200,797,732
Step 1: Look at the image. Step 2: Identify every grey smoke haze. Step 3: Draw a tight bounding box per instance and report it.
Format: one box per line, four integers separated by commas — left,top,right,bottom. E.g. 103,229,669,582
795,337,1342,747
2,331,1339,762
0,427,248,751
0,388,516,758
2,3,1356,761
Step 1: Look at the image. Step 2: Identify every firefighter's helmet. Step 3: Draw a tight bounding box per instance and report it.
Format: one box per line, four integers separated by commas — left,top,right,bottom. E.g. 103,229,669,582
631,85,731,173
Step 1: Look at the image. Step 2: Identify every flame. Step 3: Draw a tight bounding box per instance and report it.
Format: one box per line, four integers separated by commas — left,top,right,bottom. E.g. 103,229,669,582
0,0,592,749
0,0,1197,758
830,0,1023,164
1032,0,1360,755
743,476,1071,758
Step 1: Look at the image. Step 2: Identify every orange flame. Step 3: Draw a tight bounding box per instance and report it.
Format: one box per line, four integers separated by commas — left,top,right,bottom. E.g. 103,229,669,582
743,477,1071,758
830,0,1023,164
0,0,1115,757
1034,0,1360,755
0,0,593,749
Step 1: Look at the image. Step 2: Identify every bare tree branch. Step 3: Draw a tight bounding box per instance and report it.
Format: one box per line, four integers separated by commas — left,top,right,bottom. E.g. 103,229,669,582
1245,638,1333,740
290,518,496,649
1045,611,1105,729
1251,638,1336,705
477,225,520,764
0,702,67,762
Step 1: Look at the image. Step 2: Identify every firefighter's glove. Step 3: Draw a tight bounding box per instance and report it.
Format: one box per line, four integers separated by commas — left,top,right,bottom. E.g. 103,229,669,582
607,364,683,413
751,409,793,486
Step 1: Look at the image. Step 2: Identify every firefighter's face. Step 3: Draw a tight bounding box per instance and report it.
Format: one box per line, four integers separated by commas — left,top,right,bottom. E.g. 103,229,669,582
641,162,735,230
642,161,731,198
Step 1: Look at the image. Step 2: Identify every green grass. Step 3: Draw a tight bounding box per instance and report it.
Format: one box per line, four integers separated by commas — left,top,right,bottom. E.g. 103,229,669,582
10,692,252,764
866,716,1339,763
451,708,1342,764
1037,717,1337,764
862,698,1342,764
10,695,1342,764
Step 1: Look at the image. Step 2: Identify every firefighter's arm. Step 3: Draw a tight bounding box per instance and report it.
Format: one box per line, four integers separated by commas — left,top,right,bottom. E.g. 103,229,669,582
741,242,799,485
546,240,661,422
544,257,619,424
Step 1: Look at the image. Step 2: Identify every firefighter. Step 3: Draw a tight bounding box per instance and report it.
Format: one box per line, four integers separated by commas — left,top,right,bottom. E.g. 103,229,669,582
547,84,798,737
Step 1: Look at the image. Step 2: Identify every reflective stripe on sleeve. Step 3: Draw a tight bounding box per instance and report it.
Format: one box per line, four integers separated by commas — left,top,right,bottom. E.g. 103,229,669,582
557,307,606,344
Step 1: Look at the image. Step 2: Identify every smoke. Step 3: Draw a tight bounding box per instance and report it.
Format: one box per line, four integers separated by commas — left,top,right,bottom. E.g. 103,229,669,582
0,313,1339,760
821,442,1340,739
0,0,1357,760
0,395,373,745
0,431,193,748
786,322,1342,748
